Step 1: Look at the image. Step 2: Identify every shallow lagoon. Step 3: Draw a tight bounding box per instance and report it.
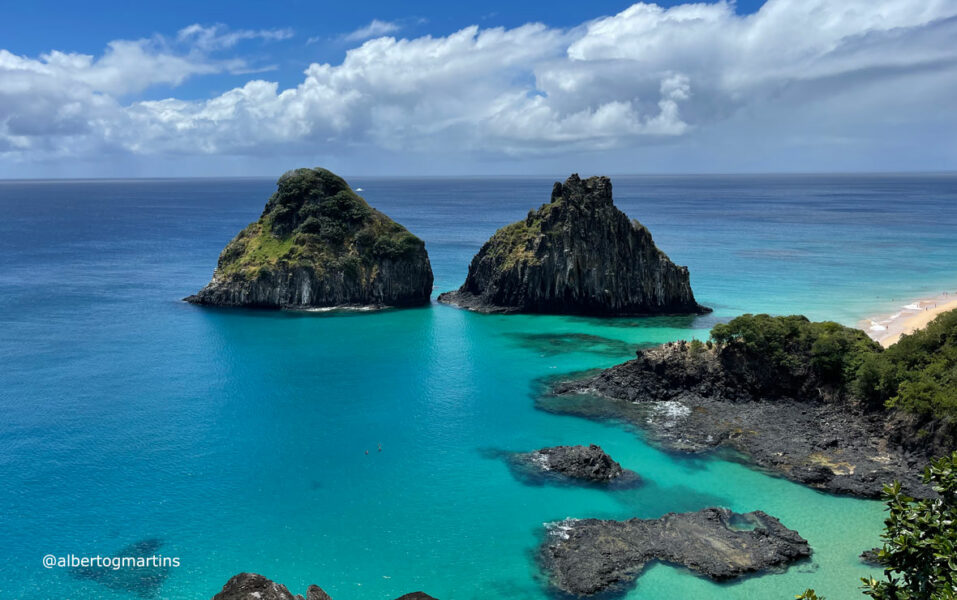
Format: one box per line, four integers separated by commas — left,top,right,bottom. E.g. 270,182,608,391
2,174,955,599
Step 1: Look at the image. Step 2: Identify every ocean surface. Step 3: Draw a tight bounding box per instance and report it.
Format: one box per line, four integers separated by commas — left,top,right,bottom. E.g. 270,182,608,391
1,174,956,600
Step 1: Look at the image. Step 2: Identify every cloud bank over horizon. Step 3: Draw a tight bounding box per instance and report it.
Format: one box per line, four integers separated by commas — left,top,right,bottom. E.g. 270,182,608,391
1,0,956,177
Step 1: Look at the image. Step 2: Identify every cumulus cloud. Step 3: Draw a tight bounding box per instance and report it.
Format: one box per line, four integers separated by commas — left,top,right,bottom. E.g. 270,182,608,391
2,0,957,172
342,19,403,42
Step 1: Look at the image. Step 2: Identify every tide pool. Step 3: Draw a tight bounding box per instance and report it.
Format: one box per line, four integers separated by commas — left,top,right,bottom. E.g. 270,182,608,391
1,174,955,600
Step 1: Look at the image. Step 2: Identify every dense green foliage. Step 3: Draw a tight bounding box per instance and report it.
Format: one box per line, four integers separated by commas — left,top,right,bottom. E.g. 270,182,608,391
711,314,878,388
217,168,425,278
856,310,957,418
798,452,957,600
710,312,957,420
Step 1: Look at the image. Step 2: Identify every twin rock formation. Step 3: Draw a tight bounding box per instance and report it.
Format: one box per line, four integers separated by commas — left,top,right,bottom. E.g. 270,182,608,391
188,169,704,316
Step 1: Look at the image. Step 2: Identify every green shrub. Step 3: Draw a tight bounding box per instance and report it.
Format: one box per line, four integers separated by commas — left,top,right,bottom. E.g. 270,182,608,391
862,452,957,599
708,311,957,421
709,314,878,387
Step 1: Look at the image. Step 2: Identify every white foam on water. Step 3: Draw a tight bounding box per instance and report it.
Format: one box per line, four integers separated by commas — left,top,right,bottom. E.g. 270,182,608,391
531,453,551,471
545,518,580,540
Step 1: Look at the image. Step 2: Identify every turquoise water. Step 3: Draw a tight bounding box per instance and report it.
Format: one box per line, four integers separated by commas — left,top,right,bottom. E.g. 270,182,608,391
2,174,956,600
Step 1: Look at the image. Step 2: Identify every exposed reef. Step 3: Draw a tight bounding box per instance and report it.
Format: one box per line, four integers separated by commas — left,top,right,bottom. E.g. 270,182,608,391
540,508,811,597
187,168,433,309
514,444,629,483
547,333,930,498
438,174,706,316
212,573,437,600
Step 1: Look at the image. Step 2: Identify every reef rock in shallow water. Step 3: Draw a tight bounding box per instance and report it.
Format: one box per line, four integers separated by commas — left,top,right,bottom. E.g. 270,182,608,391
187,168,433,309
516,444,628,483
540,508,810,597
438,174,706,316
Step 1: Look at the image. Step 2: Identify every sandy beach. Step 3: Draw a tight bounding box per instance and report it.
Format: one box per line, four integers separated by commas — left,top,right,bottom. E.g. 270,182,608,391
861,291,957,347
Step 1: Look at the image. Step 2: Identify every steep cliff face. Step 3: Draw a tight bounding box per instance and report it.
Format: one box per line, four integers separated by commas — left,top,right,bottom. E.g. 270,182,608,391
186,168,433,309
437,174,705,316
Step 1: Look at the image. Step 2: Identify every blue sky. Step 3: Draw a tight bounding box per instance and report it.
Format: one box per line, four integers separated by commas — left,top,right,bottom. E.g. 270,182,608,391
0,0,955,177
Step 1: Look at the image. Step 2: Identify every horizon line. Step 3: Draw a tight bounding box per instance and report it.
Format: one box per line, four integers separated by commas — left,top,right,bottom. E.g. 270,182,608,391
1,169,956,183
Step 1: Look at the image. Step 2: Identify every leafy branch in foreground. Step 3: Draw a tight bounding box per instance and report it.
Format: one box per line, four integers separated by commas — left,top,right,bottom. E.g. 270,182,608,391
862,451,957,600
797,451,957,600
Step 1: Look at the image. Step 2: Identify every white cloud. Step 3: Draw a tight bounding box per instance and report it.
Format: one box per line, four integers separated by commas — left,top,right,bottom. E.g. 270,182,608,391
177,24,294,51
342,19,402,42
2,1,957,173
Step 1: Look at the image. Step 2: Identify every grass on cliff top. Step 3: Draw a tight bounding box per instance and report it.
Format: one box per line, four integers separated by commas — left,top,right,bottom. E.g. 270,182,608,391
709,311,957,420
483,201,565,269
215,168,424,278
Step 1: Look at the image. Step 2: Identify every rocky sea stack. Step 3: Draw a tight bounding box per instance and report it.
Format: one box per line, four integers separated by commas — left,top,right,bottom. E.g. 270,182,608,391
437,174,705,316
187,168,433,309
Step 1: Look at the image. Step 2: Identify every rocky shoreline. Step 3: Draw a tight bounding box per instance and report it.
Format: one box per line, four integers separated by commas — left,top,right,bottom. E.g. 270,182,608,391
540,507,811,597
546,341,929,498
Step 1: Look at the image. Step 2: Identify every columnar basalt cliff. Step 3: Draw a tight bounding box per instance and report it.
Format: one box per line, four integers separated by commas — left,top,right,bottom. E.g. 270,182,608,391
187,168,433,309
437,174,705,316
540,508,811,597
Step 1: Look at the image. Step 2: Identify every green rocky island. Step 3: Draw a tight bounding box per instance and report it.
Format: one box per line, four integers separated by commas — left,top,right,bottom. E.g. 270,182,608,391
438,174,707,316
187,168,433,309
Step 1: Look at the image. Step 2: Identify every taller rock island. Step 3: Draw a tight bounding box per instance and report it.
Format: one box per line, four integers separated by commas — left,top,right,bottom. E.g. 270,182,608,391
187,168,433,309
438,174,705,316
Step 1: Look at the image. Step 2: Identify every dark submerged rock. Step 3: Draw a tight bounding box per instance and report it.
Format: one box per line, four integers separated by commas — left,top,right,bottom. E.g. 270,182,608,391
187,168,433,309
69,538,170,599
547,341,929,498
212,573,434,600
540,507,810,597
518,444,626,482
438,174,706,316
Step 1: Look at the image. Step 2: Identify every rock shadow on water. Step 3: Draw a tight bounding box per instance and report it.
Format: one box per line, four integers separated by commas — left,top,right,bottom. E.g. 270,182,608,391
69,538,171,598
505,332,652,358
608,480,733,517
564,313,722,331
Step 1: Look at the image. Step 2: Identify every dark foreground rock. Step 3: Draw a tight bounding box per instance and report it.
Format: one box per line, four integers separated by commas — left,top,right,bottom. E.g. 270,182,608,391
438,174,707,316
517,444,626,482
212,573,436,600
547,341,928,498
187,168,433,309
540,508,810,597
860,548,883,566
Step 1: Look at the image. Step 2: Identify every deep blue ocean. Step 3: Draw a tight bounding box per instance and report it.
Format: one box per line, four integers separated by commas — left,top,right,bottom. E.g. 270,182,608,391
1,174,956,600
